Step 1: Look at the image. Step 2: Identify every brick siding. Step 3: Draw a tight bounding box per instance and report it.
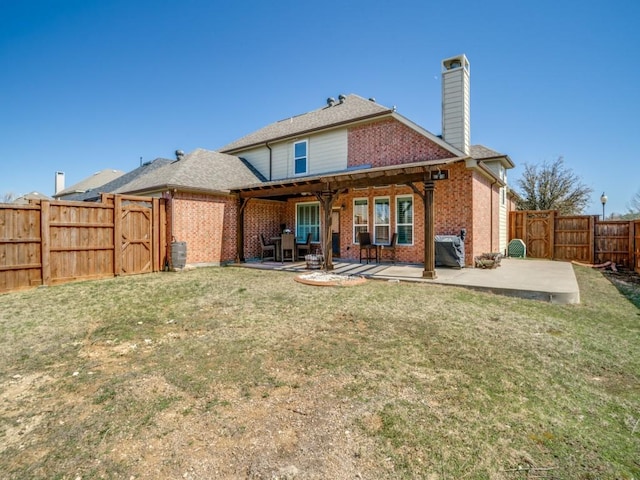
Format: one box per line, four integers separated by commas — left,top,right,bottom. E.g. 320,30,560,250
348,118,453,168
167,192,237,266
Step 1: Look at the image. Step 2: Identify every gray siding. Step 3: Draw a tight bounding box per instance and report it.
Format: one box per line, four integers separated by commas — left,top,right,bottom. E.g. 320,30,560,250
237,147,271,180
240,129,348,180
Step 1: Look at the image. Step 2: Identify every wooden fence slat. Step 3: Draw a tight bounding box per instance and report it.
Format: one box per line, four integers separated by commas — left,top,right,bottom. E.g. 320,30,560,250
41,200,50,286
114,195,122,275
0,194,166,293
511,210,637,269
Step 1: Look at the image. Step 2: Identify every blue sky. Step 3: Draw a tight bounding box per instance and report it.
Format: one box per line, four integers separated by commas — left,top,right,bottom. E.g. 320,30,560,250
2,0,638,216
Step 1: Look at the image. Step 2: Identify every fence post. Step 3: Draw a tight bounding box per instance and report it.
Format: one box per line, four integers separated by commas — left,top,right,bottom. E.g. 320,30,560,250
113,195,122,276
152,197,160,272
40,201,51,286
629,220,636,270
588,215,595,264
549,210,556,260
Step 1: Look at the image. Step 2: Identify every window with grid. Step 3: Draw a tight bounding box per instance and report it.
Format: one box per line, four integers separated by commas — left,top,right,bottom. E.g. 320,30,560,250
294,140,308,175
396,195,413,245
296,202,319,242
353,198,368,243
374,197,390,244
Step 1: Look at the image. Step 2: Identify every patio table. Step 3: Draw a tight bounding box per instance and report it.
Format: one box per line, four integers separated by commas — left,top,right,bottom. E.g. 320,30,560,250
271,236,281,261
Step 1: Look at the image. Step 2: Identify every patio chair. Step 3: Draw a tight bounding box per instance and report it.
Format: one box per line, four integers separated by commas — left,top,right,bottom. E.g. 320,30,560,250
380,232,398,264
358,231,378,264
259,234,275,262
281,233,295,262
296,233,313,260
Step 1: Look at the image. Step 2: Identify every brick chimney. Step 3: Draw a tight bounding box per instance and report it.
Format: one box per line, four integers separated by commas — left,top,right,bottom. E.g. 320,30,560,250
441,54,470,155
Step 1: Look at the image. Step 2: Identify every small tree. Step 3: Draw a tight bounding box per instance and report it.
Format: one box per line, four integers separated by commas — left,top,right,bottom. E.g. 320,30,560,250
627,189,640,214
2,192,16,203
621,189,640,220
516,157,593,214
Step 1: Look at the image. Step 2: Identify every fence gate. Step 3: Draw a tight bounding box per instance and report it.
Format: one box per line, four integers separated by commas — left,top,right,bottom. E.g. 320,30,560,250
119,201,153,275
0,194,166,293
525,211,554,259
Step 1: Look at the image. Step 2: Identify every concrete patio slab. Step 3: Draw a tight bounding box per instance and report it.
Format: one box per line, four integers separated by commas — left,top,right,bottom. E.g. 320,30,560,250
236,257,580,304
372,258,580,304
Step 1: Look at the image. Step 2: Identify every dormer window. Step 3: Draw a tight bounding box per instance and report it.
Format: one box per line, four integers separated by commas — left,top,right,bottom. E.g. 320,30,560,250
294,140,308,175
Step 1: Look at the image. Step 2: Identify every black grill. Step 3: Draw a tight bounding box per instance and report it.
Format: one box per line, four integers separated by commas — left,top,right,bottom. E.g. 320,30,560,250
435,230,465,268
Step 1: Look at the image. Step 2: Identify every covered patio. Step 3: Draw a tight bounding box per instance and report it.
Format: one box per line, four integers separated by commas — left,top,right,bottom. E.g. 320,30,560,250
232,158,465,279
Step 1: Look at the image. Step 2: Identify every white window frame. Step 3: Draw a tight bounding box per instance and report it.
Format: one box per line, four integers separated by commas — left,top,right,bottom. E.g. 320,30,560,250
373,197,390,245
293,139,308,176
353,198,368,243
396,195,414,246
296,201,320,242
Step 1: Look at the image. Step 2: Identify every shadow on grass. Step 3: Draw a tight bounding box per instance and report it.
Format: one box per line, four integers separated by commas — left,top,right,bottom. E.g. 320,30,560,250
603,268,640,309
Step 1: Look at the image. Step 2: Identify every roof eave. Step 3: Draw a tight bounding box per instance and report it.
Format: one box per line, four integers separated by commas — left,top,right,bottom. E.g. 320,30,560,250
233,156,467,195
120,184,233,197
391,112,466,158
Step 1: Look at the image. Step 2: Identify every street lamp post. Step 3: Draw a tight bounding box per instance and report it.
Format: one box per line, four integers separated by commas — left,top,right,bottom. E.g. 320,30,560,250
600,192,608,220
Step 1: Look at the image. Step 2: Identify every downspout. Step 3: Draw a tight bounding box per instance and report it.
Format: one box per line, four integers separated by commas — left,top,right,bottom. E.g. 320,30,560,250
490,179,497,253
266,142,272,181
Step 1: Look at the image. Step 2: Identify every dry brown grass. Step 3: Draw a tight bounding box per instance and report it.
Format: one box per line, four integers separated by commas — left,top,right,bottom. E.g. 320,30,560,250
0,265,638,479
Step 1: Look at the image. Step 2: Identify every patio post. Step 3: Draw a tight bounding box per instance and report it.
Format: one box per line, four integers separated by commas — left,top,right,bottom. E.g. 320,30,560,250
315,191,336,271
423,180,437,279
235,197,248,263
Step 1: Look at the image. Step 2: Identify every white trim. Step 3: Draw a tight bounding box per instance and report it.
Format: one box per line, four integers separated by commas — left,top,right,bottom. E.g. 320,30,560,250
353,198,368,244
295,201,320,242
373,196,390,244
396,194,414,246
293,139,308,176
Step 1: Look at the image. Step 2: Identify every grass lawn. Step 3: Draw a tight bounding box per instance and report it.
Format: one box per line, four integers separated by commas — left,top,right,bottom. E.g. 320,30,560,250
0,264,638,479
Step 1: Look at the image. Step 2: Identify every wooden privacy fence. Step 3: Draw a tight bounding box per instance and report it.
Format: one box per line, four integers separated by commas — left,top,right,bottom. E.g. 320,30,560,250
510,210,640,272
0,194,166,293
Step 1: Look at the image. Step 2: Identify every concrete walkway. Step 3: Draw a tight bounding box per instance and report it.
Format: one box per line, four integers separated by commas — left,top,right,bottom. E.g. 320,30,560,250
238,257,580,304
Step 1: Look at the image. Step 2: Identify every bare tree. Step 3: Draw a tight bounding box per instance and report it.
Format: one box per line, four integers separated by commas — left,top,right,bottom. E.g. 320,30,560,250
516,157,593,214
2,192,16,203
627,189,640,214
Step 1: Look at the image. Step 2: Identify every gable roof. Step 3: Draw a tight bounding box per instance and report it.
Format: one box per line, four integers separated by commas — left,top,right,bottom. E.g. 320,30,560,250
219,94,394,153
219,94,467,159
13,191,53,204
114,148,264,196
62,158,173,201
54,169,125,198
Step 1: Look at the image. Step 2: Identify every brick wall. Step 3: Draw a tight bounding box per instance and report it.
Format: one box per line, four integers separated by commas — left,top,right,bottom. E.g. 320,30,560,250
331,165,477,266
243,199,287,260
348,118,453,168
168,192,237,266
468,172,502,259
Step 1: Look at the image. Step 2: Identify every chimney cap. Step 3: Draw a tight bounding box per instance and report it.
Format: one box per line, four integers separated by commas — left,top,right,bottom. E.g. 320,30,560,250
442,54,469,72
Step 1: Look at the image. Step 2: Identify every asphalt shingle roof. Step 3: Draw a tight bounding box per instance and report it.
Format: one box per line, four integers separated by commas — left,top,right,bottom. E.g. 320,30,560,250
63,158,172,201
54,169,125,197
219,94,393,152
469,145,505,159
114,149,264,195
